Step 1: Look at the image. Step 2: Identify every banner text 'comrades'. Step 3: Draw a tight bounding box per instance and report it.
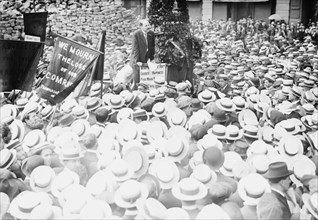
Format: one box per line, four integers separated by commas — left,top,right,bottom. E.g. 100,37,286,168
37,36,100,103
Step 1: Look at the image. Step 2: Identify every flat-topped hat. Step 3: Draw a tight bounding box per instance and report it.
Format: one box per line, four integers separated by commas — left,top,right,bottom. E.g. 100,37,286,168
9,191,52,220
23,129,46,153
72,105,89,120
152,102,168,118
80,200,112,220
30,165,56,192
0,148,17,169
225,125,243,141
15,98,28,110
9,119,25,142
207,124,226,140
220,151,243,177
165,137,189,162
302,193,318,219
123,146,149,179
70,119,90,137
167,108,187,127
216,98,236,112
136,198,168,220
275,119,300,135
86,97,102,112
108,94,125,110
242,125,259,139
278,134,303,160
198,89,216,103
114,179,148,208
172,177,208,203
238,173,271,206
232,96,246,111
190,164,217,188
148,158,180,189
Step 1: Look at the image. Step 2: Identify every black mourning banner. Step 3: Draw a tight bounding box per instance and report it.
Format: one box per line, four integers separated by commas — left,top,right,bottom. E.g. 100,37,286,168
37,36,101,104
0,40,44,92
23,12,48,42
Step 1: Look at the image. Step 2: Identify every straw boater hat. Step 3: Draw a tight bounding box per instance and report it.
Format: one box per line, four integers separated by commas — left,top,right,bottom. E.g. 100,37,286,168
51,169,80,199
29,204,62,220
216,98,236,112
85,170,116,204
23,129,46,153
239,109,258,127
197,134,223,151
107,94,125,110
106,159,134,183
40,105,55,120
166,207,190,219
152,102,168,118
72,105,89,120
238,173,271,206
9,119,25,142
80,200,112,220
247,154,271,175
275,119,300,135
114,179,149,208
86,97,103,112
167,108,187,127
220,151,243,177
123,146,149,179
30,166,56,192
302,193,318,219
242,125,259,139
116,107,134,123
225,125,243,141
117,119,142,146
0,148,17,169
196,204,230,220
70,119,90,137
61,185,92,218
278,135,303,161
9,191,52,220
290,155,316,187
136,198,168,220
190,164,217,188
189,150,204,171
165,137,189,162
0,104,18,120
30,142,55,156
198,89,216,103
232,96,246,111
15,98,28,110
246,140,276,158
172,177,208,202
149,158,180,189
207,124,226,140
146,120,168,143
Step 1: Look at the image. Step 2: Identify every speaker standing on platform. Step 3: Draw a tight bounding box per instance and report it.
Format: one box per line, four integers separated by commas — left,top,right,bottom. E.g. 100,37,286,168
130,19,155,89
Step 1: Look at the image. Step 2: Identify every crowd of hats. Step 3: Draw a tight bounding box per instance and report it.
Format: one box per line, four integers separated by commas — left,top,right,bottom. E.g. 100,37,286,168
1,19,318,220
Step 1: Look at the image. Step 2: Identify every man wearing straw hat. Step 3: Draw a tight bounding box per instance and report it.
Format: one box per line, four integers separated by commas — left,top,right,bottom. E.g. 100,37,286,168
130,19,155,89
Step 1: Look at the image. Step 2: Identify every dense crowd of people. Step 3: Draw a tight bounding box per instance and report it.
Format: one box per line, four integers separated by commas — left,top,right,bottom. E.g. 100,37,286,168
0,17,318,220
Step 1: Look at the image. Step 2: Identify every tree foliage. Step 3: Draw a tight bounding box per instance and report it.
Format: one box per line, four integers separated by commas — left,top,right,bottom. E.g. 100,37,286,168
148,0,201,68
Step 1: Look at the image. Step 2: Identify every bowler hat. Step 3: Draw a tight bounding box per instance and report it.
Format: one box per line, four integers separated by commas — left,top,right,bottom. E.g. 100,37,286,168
264,161,293,180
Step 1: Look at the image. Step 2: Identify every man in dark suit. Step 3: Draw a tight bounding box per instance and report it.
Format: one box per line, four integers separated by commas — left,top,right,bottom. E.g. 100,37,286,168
130,19,155,89
261,161,294,220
